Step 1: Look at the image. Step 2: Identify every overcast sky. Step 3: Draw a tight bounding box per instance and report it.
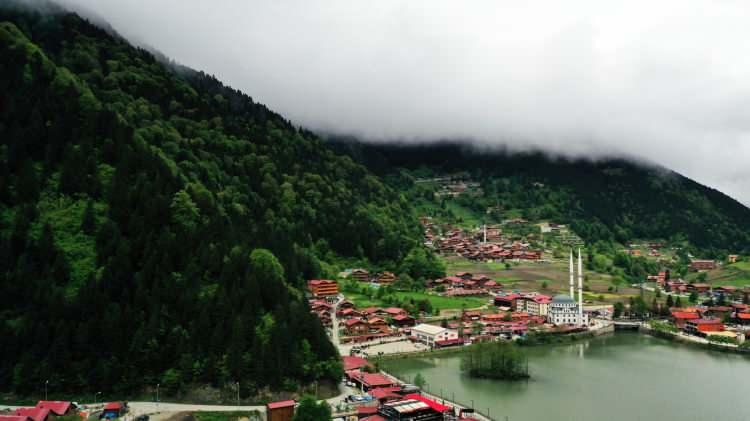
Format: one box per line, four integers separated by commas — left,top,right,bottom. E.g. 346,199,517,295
58,0,750,205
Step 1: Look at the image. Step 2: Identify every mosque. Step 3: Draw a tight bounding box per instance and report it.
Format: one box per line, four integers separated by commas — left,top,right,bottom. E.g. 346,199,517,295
548,249,589,326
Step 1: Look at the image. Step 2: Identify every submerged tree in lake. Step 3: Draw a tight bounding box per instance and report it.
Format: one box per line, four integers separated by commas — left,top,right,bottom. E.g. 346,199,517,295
460,342,530,380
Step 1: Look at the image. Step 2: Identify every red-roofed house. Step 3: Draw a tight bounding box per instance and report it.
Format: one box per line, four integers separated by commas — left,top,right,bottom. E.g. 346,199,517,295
337,307,361,319
690,260,717,271
367,317,390,333
342,355,371,371
516,294,552,317
685,318,725,336
307,279,339,298
266,400,295,421
671,311,701,328
714,286,738,295
382,308,407,317
14,408,49,421
686,283,711,294
35,401,72,416
369,386,402,403
493,294,521,309
392,314,416,327
462,310,482,323
345,319,369,336
705,306,733,319
349,372,396,391
339,300,355,309
483,280,502,292
360,307,380,316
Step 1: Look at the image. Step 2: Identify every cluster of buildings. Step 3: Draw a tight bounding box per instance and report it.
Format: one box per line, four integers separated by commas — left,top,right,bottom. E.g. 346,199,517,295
669,304,750,342
409,254,592,347
344,270,398,286
422,219,542,263
429,272,501,296
339,304,416,342
1,401,77,421
624,242,666,258
341,356,480,421
0,401,125,421
649,270,749,300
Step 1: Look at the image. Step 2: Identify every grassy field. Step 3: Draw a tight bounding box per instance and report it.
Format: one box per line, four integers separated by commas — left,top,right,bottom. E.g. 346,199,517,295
685,260,750,288
443,255,638,304
344,290,489,312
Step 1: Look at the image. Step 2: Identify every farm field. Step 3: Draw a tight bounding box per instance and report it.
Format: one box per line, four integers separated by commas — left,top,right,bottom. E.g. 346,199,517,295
343,290,490,312
685,260,750,288
443,255,639,304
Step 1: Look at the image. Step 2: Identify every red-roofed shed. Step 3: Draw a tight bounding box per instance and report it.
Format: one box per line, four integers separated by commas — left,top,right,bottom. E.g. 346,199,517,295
266,400,295,421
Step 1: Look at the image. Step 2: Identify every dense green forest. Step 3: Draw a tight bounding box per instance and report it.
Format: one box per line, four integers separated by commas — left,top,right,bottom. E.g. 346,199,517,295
3,0,750,401
331,141,750,258
0,3,423,396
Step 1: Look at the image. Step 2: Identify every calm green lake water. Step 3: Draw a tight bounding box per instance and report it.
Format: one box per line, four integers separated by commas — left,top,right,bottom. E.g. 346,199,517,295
381,333,750,421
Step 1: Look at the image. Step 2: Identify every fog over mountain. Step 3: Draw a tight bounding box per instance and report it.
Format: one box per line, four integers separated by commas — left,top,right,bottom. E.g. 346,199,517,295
56,0,750,204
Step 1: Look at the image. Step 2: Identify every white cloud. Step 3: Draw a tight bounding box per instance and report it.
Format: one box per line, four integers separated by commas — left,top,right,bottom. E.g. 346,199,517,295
58,0,750,204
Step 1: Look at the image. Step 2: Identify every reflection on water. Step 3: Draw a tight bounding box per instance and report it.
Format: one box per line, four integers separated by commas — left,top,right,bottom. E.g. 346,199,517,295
382,333,750,421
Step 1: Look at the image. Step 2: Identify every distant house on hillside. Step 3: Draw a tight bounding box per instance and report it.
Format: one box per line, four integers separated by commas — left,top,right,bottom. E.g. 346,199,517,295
351,268,370,282
690,260,717,271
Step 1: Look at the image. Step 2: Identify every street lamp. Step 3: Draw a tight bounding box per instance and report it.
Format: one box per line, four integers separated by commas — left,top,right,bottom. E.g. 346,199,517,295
236,382,240,408
156,384,160,407
95,391,102,406
45,380,49,401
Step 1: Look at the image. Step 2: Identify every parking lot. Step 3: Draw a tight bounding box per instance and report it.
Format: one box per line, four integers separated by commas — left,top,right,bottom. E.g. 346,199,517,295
343,338,428,358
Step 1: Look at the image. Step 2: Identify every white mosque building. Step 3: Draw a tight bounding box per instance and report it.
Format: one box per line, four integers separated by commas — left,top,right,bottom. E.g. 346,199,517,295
548,249,589,326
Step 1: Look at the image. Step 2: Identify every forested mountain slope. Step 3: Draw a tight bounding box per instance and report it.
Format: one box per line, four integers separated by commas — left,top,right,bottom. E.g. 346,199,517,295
0,4,420,395
330,142,750,257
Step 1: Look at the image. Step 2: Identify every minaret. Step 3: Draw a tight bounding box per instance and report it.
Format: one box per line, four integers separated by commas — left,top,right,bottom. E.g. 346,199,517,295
569,249,574,298
577,248,584,326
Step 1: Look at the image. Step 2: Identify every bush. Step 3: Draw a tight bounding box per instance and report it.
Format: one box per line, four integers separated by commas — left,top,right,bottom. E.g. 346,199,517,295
707,335,736,345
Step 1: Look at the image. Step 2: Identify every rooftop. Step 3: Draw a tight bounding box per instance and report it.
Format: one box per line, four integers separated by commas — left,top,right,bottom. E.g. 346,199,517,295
267,400,296,410
411,323,447,336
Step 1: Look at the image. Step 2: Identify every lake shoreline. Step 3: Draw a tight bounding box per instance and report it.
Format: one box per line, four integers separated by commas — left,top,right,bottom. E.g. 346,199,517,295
374,323,614,362
379,331,750,421
641,324,750,356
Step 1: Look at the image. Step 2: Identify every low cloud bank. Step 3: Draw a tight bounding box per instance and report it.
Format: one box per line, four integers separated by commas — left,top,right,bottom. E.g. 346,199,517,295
58,0,750,204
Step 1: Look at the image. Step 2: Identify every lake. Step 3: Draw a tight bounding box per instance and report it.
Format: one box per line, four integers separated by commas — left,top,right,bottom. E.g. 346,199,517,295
381,333,750,421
